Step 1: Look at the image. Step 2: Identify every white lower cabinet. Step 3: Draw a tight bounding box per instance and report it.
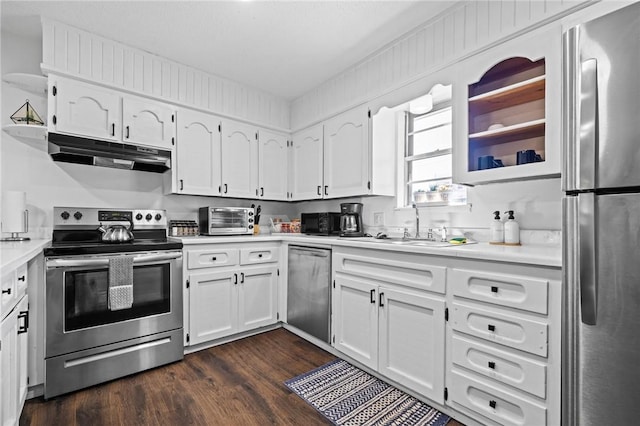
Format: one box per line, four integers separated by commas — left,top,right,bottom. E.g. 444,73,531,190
1,295,28,426
446,263,561,426
184,243,280,347
333,248,446,404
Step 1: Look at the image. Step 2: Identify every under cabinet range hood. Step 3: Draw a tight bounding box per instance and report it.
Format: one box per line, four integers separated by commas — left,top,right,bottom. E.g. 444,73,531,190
47,132,171,173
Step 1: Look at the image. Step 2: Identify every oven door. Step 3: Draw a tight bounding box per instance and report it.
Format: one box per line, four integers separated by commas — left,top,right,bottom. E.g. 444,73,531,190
45,250,182,358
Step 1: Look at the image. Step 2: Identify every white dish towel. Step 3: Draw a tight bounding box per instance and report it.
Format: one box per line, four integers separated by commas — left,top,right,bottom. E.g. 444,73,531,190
108,255,134,310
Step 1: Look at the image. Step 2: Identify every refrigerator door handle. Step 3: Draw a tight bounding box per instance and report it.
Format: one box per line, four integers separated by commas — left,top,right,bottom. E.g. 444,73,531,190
579,58,598,190
578,193,598,325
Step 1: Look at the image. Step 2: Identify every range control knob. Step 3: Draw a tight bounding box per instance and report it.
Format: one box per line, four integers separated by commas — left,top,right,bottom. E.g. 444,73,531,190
145,214,153,221
155,213,162,221
135,213,143,220
73,211,83,220
61,211,70,220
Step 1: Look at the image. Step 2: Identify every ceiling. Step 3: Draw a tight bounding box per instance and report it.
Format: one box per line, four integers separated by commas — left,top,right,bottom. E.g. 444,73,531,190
1,1,455,100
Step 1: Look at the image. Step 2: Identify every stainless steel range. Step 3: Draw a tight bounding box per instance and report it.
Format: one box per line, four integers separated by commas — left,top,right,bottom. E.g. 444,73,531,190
44,207,183,399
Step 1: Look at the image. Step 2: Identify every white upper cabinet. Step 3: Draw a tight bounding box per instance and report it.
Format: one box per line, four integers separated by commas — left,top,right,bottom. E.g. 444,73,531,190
323,104,370,199
221,120,259,199
175,108,222,196
50,76,120,141
290,124,324,201
49,74,176,151
122,95,176,149
258,130,288,200
453,25,561,185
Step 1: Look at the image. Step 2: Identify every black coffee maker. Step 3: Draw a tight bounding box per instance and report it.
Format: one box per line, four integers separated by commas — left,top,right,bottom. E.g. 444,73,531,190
339,203,364,237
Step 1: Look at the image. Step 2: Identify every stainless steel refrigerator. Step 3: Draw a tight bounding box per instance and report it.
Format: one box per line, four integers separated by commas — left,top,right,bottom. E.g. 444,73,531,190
563,3,640,425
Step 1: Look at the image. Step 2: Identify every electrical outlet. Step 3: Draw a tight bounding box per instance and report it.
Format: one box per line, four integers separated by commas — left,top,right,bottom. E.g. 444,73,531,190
373,212,384,226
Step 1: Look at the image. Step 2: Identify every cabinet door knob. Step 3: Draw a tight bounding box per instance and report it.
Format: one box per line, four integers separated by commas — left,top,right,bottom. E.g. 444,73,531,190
491,286,498,293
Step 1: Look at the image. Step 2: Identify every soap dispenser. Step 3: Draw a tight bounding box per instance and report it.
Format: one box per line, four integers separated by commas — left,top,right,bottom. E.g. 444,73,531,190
490,211,504,244
504,210,520,245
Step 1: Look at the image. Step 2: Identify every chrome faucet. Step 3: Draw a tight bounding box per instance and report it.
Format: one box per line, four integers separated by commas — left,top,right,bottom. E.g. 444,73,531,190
439,226,447,242
412,203,420,239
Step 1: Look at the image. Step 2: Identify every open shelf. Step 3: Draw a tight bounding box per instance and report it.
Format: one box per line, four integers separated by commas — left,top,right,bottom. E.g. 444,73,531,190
3,73,47,96
469,75,545,113
3,124,47,141
469,118,545,141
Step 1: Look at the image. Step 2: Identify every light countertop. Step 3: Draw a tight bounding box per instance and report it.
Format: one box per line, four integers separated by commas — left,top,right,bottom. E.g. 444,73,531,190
0,239,51,274
174,234,561,268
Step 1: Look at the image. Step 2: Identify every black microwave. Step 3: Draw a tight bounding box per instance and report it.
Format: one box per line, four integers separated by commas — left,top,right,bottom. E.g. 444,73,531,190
301,212,341,235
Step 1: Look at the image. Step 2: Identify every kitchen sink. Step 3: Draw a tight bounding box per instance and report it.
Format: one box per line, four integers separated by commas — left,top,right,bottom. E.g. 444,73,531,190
343,237,453,247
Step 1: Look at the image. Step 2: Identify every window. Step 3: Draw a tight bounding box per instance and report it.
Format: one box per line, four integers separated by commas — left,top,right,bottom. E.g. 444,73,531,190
400,85,466,207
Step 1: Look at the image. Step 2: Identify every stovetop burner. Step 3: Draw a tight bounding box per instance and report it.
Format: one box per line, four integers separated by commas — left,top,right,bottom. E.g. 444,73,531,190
45,206,182,256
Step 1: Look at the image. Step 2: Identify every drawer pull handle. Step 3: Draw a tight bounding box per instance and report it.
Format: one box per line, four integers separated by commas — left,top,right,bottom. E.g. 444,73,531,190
489,400,497,409
1,288,11,295
18,275,25,282
488,324,496,332
211,257,217,261
370,289,376,304
258,254,263,258
488,361,496,369
240,272,245,283
234,273,238,285
490,286,498,293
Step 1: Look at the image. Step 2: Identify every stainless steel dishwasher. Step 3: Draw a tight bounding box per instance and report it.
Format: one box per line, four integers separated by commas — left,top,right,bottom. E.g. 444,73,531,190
287,245,331,343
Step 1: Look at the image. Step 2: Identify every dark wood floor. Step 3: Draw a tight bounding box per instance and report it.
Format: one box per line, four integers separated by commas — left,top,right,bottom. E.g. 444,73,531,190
21,329,464,426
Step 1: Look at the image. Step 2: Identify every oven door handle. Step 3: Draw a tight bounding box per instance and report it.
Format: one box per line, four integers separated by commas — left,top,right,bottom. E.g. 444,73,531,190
46,251,182,268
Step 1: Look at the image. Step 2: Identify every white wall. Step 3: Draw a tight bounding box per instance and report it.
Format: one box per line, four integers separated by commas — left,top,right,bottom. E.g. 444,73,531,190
0,31,297,239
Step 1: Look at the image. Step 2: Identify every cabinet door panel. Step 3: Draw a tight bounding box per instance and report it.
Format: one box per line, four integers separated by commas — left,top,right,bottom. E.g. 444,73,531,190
333,274,378,369
323,105,370,198
53,77,120,141
378,287,445,403
16,295,28,414
0,305,19,426
221,121,258,198
238,266,278,331
176,109,222,196
290,124,323,200
259,130,288,200
122,96,175,149
188,271,237,345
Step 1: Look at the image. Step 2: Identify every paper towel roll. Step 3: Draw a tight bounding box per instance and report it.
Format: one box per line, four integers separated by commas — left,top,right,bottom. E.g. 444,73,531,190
2,191,26,233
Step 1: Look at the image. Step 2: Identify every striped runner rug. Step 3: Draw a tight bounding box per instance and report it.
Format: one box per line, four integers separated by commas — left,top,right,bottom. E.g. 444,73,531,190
285,359,451,426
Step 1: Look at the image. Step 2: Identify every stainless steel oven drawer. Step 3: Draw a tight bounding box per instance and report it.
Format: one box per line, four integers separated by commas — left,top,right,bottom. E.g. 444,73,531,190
45,328,183,399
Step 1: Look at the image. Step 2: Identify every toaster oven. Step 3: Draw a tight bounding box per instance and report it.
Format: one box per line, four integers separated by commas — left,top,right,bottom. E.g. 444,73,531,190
198,207,254,235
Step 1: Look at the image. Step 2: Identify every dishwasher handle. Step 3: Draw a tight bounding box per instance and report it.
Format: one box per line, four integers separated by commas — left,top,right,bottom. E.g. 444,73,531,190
289,247,330,257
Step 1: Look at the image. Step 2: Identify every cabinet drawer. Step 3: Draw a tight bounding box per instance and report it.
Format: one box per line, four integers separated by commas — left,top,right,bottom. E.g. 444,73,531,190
450,369,547,426
334,252,446,294
240,246,279,265
451,302,548,357
451,334,547,398
187,248,239,269
451,269,548,314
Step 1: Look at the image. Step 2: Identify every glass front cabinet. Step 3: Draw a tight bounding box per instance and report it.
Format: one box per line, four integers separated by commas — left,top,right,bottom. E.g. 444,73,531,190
453,25,561,185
